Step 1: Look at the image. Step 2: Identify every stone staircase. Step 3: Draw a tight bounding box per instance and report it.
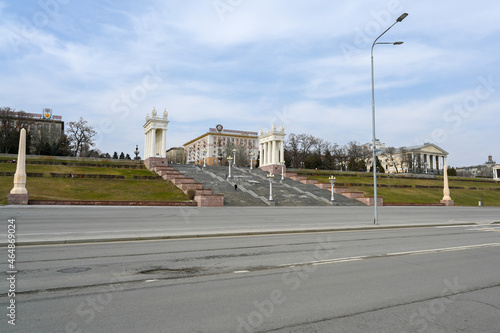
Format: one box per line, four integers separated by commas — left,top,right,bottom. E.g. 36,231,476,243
285,171,382,206
169,164,364,207
152,165,223,207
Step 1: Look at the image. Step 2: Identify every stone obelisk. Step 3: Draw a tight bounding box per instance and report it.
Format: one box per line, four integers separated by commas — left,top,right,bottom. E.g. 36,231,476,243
440,163,454,206
8,128,29,205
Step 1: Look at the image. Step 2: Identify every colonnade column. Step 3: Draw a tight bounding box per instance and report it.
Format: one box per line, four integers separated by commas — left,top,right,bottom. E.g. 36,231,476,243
161,129,167,157
152,130,156,157
267,142,271,166
280,141,284,164
272,140,277,165
259,143,263,166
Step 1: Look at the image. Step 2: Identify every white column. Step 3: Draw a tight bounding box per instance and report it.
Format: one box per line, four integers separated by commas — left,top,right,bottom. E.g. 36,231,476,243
264,142,268,166
149,130,155,157
272,140,277,165
152,129,156,157
144,131,148,159
147,130,152,159
161,129,167,157
259,143,264,166
280,140,284,164
267,142,271,166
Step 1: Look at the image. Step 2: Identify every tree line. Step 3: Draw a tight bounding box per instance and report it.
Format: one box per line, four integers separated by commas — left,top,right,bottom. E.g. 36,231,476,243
284,133,374,171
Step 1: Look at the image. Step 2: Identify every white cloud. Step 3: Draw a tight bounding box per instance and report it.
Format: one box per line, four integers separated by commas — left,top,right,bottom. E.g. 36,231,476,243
0,0,499,166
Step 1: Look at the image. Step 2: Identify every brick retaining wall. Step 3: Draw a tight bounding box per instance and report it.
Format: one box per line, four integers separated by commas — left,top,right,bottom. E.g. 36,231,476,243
28,200,197,206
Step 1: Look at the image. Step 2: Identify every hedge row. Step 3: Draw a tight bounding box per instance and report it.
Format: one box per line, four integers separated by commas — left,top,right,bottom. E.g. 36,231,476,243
50,173,125,179
28,161,144,169
337,182,498,191
0,172,43,177
133,175,162,180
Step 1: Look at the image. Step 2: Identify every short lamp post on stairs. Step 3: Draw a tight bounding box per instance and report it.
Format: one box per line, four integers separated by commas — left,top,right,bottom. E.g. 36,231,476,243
203,148,207,168
329,176,336,202
280,160,285,181
227,156,233,179
267,173,275,202
232,149,237,167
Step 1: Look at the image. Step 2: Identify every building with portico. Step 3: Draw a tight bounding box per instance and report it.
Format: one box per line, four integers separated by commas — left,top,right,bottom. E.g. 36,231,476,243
372,142,449,174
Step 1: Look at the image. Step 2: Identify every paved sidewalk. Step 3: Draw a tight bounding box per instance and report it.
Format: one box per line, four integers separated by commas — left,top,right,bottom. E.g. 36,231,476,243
1,206,499,245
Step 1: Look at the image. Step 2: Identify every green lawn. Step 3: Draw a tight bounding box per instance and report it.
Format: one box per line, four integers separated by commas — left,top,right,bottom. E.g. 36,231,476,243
298,170,500,206
0,157,189,204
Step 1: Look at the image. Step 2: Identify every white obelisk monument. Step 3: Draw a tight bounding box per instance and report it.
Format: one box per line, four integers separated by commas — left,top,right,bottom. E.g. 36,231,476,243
8,128,29,205
440,161,454,206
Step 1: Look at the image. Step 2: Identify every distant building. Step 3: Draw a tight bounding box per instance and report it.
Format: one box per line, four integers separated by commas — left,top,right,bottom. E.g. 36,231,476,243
0,108,64,152
183,125,259,166
456,155,497,178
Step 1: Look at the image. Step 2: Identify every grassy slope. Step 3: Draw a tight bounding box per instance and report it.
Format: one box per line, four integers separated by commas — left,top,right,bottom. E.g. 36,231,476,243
298,170,500,206
0,158,188,204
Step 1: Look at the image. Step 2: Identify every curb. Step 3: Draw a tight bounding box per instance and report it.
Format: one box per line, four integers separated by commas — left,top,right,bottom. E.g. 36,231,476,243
3,222,478,247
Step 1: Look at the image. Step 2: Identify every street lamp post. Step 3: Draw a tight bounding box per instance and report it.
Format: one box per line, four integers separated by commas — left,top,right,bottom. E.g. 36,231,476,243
267,173,275,201
280,160,285,181
232,149,237,167
329,176,336,202
371,12,408,225
203,148,207,168
227,156,233,179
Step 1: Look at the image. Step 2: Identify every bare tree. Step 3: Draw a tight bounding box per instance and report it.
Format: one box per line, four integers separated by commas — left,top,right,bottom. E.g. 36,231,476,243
399,147,410,172
297,133,317,167
285,133,300,168
383,146,399,173
412,152,423,173
67,117,97,157
360,145,372,172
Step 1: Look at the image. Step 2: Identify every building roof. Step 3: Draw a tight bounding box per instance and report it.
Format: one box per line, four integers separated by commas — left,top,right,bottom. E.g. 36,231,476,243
183,128,258,146
378,143,449,156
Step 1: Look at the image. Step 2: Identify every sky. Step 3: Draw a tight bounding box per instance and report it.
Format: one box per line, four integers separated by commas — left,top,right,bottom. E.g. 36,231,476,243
0,0,499,167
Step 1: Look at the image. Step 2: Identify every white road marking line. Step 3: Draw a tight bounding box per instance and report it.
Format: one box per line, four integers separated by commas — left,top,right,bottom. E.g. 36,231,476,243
239,243,500,273
388,243,500,256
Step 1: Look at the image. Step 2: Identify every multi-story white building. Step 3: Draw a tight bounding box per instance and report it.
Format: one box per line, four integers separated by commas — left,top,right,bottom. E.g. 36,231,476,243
183,125,259,166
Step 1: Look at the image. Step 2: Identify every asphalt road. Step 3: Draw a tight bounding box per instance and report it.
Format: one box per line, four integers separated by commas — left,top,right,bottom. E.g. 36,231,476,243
0,206,499,244
1,224,500,332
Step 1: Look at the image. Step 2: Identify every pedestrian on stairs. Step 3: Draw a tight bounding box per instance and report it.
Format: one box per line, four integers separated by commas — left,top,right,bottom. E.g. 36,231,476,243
234,184,238,191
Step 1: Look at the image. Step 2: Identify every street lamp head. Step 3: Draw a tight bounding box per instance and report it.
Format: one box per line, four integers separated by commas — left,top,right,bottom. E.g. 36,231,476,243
394,41,404,45
396,13,408,22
